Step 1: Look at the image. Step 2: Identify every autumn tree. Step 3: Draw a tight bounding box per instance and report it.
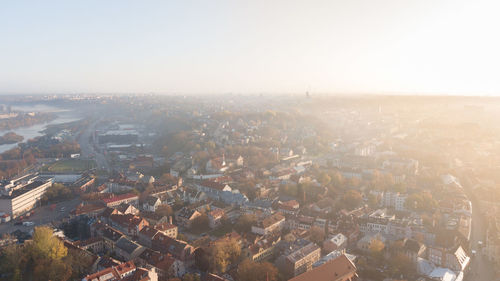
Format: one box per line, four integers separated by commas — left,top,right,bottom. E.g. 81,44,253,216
342,190,363,209
237,259,279,281
156,204,174,217
234,213,257,233
309,226,325,245
369,238,385,259
30,226,68,260
207,239,241,273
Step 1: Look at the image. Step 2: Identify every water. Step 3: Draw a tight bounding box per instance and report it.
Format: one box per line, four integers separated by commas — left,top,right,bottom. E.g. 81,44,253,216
0,104,81,153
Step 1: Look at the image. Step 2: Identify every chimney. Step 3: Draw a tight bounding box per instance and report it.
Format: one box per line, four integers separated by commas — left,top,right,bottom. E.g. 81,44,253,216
169,216,173,224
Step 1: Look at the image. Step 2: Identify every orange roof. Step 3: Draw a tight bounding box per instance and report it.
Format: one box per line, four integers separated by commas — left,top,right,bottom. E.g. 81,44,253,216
288,255,357,281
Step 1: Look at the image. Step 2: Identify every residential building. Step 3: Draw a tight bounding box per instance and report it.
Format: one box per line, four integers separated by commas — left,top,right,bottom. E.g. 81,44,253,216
251,212,285,235
288,254,358,281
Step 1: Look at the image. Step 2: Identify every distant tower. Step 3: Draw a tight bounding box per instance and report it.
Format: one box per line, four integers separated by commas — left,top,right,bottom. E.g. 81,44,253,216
306,91,310,98
222,153,226,166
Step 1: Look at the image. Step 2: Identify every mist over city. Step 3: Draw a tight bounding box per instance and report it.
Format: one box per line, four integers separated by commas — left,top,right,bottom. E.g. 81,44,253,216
1,1,500,281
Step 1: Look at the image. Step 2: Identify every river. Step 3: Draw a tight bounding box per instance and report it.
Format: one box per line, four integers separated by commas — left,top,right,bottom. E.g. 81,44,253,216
0,104,81,153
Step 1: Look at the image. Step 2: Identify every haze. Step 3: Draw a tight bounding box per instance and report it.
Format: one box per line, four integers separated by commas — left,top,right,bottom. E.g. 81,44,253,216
1,0,500,95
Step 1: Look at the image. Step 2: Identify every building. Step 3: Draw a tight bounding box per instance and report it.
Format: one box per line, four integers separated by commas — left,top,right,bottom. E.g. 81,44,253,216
115,237,145,260
175,207,202,228
82,260,158,281
289,254,358,281
427,245,470,272
323,233,348,253
251,212,286,235
277,239,321,278
102,193,139,208
244,234,281,262
208,209,225,229
0,177,52,218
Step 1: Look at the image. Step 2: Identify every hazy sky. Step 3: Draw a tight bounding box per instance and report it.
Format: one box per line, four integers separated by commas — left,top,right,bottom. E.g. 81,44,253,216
1,0,499,95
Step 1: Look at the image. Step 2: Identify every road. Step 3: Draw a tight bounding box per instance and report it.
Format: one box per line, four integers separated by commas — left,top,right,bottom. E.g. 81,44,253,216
0,198,81,235
78,119,111,172
463,177,497,281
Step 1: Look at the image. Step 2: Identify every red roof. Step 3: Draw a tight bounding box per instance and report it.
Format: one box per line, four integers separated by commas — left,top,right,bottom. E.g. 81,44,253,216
102,193,138,204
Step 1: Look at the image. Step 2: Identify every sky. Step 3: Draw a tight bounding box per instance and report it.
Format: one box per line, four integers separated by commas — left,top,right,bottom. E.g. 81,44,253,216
1,0,499,95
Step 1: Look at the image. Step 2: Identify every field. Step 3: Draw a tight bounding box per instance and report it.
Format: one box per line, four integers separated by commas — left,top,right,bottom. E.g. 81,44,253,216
46,159,97,173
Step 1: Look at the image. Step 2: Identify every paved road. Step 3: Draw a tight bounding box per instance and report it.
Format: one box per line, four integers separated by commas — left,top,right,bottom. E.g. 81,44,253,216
463,175,497,281
77,119,111,172
0,198,81,235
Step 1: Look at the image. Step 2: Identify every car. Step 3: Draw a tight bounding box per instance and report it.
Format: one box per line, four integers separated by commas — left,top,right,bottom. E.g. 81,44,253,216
472,250,477,256
59,207,66,212
14,221,22,225
22,221,34,226
478,241,483,246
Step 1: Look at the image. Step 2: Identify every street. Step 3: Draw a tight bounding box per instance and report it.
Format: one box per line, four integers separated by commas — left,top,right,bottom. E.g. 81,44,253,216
463,176,497,281
78,119,111,172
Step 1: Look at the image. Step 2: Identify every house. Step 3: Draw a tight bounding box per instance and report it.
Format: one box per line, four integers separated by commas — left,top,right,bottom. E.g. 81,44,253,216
427,245,470,272
208,209,225,229
116,203,140,215
278,200,300,215
102,193,139,208
143,196,162,212
92,223,125,252
74,237,105,254
205,156,229,173
82,261,158,281
115,237,146,261
251,212,285,235
137,248,186,279
288,254,358,281
138,226,159,248
109,213,150,236
323,233,348,253
244,234,281,262
175,207,202,228
155,221,178,239
72,203,107,218
152,233,195,265
357,233,386,252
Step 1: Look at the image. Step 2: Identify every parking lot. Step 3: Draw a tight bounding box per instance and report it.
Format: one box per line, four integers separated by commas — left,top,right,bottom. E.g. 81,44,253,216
0,198,81,235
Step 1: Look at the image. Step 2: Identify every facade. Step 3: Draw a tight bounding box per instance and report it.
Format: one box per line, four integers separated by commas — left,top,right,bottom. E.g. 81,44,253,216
0,178,52,218
251,212,286,235
284,242,321,277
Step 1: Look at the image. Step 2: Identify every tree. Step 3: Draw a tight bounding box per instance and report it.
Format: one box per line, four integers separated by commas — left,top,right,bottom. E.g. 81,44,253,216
207,239,241,273
234,213,257,233
388,253,415,277
190,214,209,233
182,273,200,281
318,172,331,186
156,204,174,217
237,259,278,281
369,238,385,258
309,226,325,245
343,190,363,209
31,226,68,260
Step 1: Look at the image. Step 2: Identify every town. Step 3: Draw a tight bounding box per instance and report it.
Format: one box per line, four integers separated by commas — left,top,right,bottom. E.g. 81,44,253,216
0,94,498,281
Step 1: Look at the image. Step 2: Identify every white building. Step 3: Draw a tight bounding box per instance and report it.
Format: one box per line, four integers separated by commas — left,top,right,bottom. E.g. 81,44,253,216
0,176,52,218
